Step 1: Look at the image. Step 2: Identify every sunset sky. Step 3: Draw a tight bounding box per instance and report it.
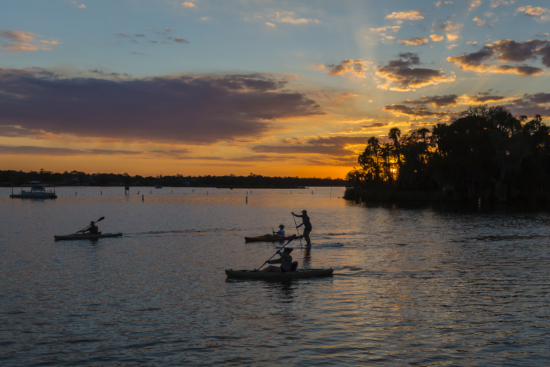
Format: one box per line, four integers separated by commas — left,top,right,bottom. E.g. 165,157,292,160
1,0,550,178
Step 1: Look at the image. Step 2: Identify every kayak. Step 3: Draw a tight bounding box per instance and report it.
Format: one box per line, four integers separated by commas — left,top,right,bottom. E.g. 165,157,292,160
225,268,333,280
54,233,123,241
276,243,344,249
245,235,303,243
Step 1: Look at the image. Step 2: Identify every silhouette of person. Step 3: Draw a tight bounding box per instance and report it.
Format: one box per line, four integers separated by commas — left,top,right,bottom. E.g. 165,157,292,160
292,210,312,246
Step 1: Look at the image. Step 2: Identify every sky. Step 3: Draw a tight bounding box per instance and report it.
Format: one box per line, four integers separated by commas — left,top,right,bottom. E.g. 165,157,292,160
1,0,550,178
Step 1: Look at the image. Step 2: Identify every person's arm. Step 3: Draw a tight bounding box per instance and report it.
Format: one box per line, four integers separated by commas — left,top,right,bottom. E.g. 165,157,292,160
292,212,303,218
267,252,282,264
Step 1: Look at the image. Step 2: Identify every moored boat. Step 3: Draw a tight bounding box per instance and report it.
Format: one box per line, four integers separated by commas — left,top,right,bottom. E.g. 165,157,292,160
54,233,123,241
245,234,303,243
225,268,333,280
10,181,57,199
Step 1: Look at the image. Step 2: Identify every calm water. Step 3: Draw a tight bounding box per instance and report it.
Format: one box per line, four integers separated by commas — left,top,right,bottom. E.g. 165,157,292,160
1,186,550,366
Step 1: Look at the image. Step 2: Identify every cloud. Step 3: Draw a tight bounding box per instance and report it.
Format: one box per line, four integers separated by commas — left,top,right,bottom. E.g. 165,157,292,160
468,0,481,11
370,26,401,33
473,17,486,26
0,69,324,145
447,39,550,75
401,92,517,109
252,136,372,157
0,30,58,51
173,38,189,43
265,22,276,27
182,2,196,8
383,104,449,120
385,10,424,20
490,0,514,7
323,59,370,78
506,93,550,117
515,6,550,21
403,94,460,107
0,145,152,157
398,37,429,46
376,53,455,91
266,11,319,25
430,34,445,41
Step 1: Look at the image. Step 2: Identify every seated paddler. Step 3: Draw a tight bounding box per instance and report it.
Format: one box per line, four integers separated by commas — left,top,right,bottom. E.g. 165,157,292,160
273,224,285,238
80,221,99,234
259,248,293,273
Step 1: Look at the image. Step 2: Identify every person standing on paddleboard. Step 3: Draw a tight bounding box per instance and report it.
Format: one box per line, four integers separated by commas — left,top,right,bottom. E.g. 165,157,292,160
292,210,312,246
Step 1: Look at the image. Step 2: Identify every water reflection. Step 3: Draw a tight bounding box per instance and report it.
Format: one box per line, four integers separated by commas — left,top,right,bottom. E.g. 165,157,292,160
2,187,550,366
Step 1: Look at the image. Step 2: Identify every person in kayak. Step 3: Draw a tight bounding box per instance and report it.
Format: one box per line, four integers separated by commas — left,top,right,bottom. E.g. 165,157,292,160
80,221,99,234
292,210,312,246
258,248,293,272
273,225,285,238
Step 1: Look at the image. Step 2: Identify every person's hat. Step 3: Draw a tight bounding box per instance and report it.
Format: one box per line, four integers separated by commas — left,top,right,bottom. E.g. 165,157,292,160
91,221,95,224
283,248,293,253
279,224,284,228
301,210,307,213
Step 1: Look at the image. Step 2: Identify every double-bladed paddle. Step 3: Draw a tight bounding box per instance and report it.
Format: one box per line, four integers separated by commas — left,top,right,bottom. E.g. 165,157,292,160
76,216,105,233
256,234,296,271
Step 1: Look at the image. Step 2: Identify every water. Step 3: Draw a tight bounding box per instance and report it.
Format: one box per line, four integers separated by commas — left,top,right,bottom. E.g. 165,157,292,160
1,187,550,366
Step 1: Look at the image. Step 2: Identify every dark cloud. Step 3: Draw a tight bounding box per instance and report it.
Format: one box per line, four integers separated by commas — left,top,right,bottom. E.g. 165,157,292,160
0,69,323,144
398,37,429,46
0,145,144,156
377,53,455,91
362,122,389,128
384,104,449,119
447,39,550,75
252,136,371,157
403,94,459,107
506,93,550,117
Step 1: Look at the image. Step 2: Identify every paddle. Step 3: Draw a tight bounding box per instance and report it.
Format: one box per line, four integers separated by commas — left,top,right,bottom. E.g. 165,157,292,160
256,234,296,271
76,216,104,233
292,214,304,247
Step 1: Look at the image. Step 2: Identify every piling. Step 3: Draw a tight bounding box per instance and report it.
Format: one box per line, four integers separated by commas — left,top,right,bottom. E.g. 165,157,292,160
142,194,144,201
246,196,248,203
76,192,77,196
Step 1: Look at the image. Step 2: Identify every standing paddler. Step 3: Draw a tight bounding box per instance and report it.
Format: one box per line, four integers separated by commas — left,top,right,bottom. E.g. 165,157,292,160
292,210,312,246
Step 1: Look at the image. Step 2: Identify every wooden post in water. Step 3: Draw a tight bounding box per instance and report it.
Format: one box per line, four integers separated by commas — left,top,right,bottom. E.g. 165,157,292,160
75,192,77,196
142,194,144,201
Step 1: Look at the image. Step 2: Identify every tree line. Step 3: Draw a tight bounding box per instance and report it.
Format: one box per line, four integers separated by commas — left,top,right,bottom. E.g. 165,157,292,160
346,105,550,202
0,170,345,188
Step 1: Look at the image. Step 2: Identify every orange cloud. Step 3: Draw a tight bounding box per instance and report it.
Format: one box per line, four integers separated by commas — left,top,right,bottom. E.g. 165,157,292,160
398,37,429,46
323,59,370,78
516,6,550,21
385,10,424,20
0,30,58,51
430,34,445,42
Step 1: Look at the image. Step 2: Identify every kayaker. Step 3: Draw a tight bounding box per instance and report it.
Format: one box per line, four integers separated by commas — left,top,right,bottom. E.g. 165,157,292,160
258,248,293,272
273,225,285,238
80,221,99,234
292,210,312,246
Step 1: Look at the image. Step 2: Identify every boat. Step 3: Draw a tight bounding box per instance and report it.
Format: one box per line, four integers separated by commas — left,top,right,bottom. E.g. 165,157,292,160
245,235,303,243
276,243,344,249
54,233,123,241
10,181,57,199
225,268,333,280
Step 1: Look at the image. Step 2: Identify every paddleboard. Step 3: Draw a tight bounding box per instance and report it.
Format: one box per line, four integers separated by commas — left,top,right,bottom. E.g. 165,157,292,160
276,243,343,249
